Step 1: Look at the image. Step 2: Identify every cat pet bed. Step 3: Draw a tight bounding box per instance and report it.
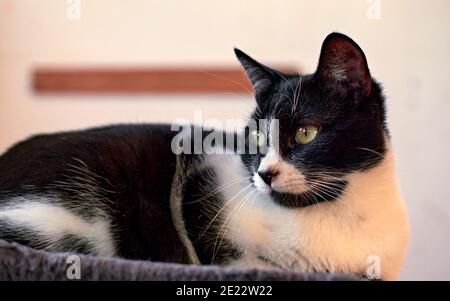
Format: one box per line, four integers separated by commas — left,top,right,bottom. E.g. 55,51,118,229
0,240,357,281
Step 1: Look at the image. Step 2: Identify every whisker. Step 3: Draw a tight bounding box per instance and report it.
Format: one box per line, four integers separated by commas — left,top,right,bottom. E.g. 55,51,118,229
199,70,254,95
292,76,302,117
197,183,253,242
212,188,257,262
184,176,251,205
355,147,385,158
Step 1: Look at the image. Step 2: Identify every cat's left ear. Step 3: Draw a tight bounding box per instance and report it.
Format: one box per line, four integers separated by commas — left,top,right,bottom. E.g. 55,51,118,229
234,48,279,99
316,33,372,98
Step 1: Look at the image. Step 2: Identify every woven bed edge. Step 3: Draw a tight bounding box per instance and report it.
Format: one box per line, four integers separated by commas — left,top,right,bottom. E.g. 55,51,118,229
0,240,359,281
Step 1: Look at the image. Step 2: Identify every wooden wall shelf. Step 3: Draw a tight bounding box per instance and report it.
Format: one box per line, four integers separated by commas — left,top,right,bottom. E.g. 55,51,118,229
33,66,298,95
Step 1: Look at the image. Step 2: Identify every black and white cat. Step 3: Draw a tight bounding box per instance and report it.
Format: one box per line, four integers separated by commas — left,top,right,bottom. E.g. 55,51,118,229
0,33,409,280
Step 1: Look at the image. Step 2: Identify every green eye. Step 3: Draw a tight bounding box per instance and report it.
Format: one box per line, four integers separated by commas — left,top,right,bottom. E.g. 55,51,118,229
250,130,266,147
295,125,319,144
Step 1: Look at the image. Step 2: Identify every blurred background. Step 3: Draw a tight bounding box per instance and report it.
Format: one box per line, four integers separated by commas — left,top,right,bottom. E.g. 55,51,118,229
0,0,449,280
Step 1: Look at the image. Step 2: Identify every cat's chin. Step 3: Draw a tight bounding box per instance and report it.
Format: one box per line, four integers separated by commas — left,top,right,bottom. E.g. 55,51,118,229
252,183,315,208
269,186,344,209
252,181,320,208
251,176,348,208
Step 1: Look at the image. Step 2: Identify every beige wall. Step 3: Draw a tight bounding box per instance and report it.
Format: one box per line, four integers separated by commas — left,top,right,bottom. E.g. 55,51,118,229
0,0,449,280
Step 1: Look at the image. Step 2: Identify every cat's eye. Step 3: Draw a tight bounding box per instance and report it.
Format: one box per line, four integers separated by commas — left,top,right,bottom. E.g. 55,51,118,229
295,125,319,144
250,130,266,147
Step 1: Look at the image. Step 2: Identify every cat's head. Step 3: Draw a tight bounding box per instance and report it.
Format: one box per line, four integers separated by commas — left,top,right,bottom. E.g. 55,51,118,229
236,33,388,208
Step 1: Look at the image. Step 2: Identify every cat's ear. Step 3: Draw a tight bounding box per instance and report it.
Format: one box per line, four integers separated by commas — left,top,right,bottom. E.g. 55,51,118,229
316,33,372,98
234,48,278,97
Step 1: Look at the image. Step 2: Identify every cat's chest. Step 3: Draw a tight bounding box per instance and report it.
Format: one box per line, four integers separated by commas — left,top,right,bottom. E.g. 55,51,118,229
218,183,314,271
204,155,310,269
218,185,365,274
227,222,313,272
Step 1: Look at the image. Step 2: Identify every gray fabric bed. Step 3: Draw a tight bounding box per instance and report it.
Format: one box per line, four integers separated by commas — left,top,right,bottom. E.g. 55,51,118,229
0,240,358,281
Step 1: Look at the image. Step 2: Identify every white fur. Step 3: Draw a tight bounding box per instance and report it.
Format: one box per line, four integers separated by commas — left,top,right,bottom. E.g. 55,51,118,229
206,143,409,280
0,197,115,256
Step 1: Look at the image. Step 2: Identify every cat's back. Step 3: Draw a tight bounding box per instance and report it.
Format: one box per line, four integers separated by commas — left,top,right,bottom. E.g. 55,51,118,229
0,124,190,262
0,124,177,191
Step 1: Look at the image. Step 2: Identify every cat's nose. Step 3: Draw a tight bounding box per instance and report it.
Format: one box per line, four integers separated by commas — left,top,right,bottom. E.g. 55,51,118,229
258,169,279,186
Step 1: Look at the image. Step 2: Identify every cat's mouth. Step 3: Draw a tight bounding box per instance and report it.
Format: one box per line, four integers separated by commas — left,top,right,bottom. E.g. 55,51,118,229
270,182,348,208
252,171,309,195
252,172,348,208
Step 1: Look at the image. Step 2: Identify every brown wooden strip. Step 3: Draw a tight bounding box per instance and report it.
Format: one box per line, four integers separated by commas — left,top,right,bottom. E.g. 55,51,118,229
33,66,299,95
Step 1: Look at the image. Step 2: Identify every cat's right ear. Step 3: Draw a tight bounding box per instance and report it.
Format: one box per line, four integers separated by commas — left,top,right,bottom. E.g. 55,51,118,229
315,33,372,99
234,48,278,99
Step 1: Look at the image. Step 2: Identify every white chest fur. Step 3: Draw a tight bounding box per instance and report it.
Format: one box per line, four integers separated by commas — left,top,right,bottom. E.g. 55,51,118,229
205,146,409,280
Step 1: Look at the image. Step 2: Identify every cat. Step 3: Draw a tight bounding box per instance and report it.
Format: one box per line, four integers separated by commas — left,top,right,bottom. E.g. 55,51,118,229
0,33,409,280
